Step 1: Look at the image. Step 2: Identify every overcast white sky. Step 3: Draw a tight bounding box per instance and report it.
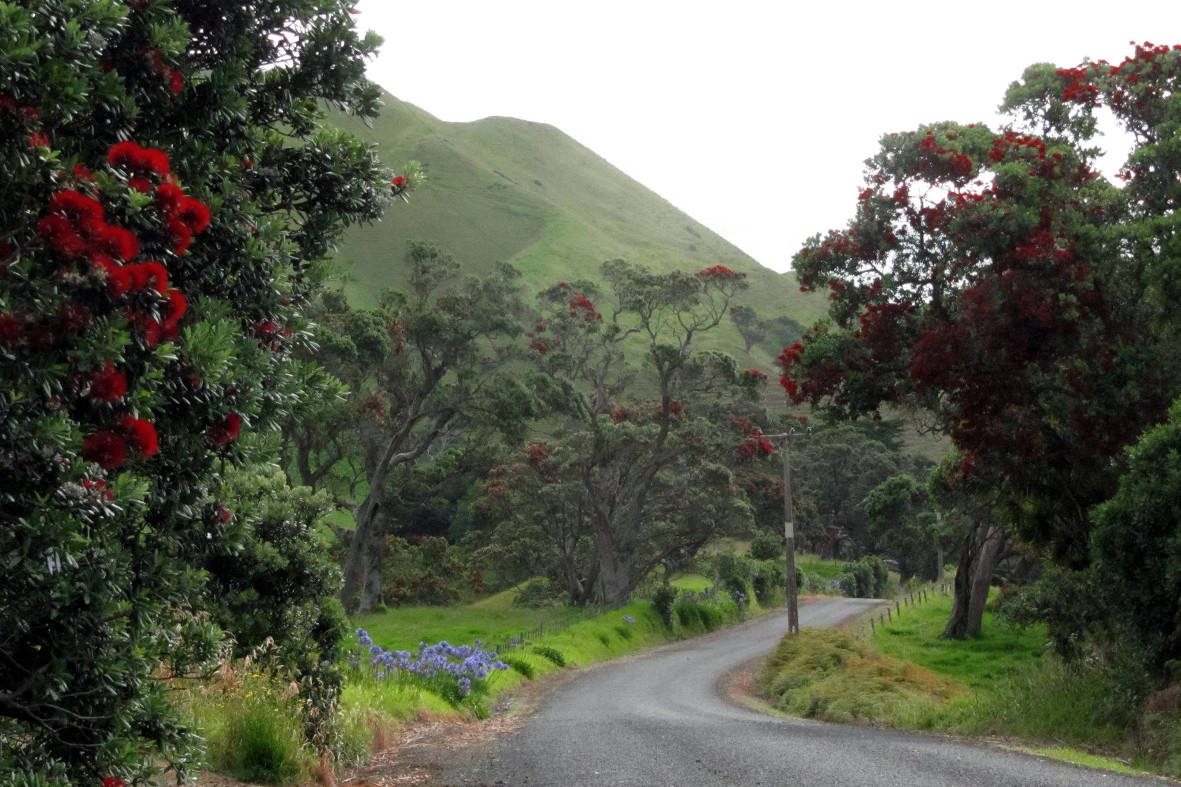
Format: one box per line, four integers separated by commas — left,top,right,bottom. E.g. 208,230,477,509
356,1,1177,273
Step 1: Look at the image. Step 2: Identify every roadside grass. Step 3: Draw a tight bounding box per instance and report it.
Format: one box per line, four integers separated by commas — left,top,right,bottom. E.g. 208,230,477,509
760,588,1166,779
869,593,1045,691
350,588,592,652
760,627,965,728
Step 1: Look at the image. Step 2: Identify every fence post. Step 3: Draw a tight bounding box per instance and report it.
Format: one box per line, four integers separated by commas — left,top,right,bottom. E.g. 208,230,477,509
870,618,875,634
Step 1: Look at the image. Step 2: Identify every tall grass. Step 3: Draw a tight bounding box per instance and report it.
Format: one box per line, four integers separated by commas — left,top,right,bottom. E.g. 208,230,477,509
760,628,963,728
190,674,309,785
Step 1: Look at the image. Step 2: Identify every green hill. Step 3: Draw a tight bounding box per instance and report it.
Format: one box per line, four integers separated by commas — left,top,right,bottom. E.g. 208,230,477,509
330,91,827,372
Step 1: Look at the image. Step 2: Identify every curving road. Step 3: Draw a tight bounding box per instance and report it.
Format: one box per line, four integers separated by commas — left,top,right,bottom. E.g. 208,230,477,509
439,598,1158,787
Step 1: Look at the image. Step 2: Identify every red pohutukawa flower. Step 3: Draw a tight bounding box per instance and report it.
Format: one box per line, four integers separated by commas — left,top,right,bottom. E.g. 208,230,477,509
83,431,127,469
118,415,158,458
208,413,242,446
0,313,25,345
696,265,745,279
86,362,127,403
108,140,171,177
102,778,127,787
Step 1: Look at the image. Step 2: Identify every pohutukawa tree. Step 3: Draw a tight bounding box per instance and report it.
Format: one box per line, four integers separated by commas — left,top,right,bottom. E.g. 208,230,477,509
486,260,759,605
778,42,1181,637
321,243,529,615
0,0,400,783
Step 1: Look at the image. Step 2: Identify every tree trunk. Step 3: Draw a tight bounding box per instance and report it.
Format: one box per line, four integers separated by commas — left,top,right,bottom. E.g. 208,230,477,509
943,522,1004,639
596,537,634,605
340,495,386,614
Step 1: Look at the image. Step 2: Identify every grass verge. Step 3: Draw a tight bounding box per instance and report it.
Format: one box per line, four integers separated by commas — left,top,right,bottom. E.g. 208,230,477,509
758,589,1165,779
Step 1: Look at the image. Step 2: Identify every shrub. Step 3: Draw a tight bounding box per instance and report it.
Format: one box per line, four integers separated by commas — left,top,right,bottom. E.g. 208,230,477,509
674,598,704,629
500,656,536,680
652,585,677,628
532,645,568,667
751,559,786,605
750,529,784,560
512,577,571,608
382,535,468,607
711,552,754,598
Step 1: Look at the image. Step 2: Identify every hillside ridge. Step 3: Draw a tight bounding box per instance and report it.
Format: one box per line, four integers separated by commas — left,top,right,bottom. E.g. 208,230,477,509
330,91,826,370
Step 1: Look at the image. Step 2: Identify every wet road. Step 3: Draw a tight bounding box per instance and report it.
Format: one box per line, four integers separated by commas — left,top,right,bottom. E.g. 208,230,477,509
439,598,1156,786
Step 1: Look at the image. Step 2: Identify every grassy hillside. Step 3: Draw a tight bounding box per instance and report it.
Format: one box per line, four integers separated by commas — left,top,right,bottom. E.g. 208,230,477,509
329,92,827,372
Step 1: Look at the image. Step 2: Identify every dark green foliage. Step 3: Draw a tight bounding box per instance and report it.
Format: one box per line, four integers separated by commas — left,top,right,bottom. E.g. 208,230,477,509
711,552,754,598
512,577,571,609
751,559,787,605
500,656,536,680
839,557,890,598
381,535,468,607
532,645,568,667
750,529,784,560
0,0,390,782
652,586,677,628
200,468,347,744
1090,402,1181,672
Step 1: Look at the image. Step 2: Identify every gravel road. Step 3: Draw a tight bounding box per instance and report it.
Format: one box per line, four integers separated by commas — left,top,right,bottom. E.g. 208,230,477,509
438,597,1159,787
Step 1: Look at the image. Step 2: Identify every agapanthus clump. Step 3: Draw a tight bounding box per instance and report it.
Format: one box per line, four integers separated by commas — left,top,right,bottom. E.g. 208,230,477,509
351,629,508,715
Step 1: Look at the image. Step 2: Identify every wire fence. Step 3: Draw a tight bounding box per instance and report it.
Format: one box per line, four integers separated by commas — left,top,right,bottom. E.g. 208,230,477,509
863,582,950,636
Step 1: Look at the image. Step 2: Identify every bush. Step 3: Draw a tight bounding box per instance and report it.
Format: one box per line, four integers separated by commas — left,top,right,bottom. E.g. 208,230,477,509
652,585,677,628
512,577,571,609
711,552,754,598
532,645,568,667
839,557,890,598
674,598,704,629
382,535,468,607
751,559,786,605
500,656,536,680
750,529,785,560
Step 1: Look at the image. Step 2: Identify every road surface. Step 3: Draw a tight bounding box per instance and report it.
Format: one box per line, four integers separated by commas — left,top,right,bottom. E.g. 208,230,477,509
438,597,1157,786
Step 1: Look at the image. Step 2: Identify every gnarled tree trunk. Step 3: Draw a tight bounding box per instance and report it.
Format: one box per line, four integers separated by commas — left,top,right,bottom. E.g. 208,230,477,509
943,521,1005,639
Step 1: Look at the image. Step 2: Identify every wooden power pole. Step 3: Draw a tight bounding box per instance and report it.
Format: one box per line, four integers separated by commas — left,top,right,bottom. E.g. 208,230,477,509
765,428,806,635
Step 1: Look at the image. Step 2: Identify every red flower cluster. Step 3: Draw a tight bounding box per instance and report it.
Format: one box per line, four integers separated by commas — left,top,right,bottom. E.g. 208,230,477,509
144,48,184,95
567,294,601,321
0,313,26,345
743,369,768,383
39,189,139,263
83,478,115,501
155,182,211,254
738,436,775,459
208,412,242,446
915,131,973,181
657,399,684,419
108,141,170,178
82,415,159,469
526,443,549,466
697,265,744,279
85,362,128,403
252,320,292,352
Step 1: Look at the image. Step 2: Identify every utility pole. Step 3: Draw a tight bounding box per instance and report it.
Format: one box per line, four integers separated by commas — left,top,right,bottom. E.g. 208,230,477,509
764,428,806,635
